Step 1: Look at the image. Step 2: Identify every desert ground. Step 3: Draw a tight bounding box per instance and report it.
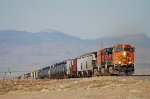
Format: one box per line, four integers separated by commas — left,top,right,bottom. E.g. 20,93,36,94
0,76,150,99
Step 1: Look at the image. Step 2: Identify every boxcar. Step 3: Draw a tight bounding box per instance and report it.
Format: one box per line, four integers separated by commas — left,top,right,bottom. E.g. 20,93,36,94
69,58,77,77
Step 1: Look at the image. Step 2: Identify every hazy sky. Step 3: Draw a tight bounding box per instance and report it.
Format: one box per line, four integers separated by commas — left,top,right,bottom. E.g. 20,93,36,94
0,0,150,39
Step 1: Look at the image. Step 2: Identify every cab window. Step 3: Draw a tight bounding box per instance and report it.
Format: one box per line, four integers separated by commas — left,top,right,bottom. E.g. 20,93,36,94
124,48,134,52
115,47,123,52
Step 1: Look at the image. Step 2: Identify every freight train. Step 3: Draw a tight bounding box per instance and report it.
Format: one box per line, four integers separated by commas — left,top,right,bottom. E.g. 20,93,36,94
19,44,135,79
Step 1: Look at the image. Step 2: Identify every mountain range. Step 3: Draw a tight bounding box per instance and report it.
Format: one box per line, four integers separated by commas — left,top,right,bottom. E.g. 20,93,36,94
0,30,150,46
0,30,150,78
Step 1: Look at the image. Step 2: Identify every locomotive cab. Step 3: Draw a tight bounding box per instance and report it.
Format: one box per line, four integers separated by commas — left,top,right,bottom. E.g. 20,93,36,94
113,44,135,66
113,44,135,75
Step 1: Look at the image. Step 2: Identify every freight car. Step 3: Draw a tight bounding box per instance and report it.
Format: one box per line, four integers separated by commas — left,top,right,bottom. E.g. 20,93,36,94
77,52,97,77
94,44,135,76
66,59,72,77
50,61,67,78
34,70,39,79
66,58,77,78
20,72,32,79
38,66,51,79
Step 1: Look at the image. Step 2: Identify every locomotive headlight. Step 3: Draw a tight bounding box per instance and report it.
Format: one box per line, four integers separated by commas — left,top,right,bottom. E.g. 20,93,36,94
129,61,132,64
123,51,126,56
118,61,121,64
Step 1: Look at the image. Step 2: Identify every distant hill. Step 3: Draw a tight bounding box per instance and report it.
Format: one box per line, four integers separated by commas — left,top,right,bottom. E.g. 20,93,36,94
0,30,150,78
0,30,149,47
0,30,82,44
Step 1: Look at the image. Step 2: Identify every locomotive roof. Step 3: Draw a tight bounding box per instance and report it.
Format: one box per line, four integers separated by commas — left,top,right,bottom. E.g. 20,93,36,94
113,44,134,48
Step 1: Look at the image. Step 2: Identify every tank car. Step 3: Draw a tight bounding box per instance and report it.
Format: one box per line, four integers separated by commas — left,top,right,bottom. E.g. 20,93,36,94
50,61,67,78
38,66,51,79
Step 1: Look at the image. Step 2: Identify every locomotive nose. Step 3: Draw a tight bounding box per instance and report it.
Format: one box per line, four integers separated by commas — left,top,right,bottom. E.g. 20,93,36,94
123,51,130,57
123,51,126,56
121,52,131,65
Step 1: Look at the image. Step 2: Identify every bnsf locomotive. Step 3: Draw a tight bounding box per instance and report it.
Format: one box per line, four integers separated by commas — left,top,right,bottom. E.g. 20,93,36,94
20,44,135,79
95,44,135,76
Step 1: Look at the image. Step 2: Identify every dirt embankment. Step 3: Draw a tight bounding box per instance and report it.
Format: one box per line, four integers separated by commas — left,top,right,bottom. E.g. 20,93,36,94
0,76,150,99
